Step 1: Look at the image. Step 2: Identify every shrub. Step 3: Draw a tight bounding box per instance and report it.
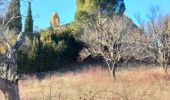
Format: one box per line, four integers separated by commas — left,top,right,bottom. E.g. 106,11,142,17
18,26,83,73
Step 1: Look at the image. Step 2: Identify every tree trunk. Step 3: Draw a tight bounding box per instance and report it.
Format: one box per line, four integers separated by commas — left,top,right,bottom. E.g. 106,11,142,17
162,62,168,75
0,78,20,100
111,64,117,80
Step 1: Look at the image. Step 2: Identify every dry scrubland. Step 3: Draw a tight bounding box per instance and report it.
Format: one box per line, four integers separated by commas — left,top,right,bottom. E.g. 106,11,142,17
1,65,170,100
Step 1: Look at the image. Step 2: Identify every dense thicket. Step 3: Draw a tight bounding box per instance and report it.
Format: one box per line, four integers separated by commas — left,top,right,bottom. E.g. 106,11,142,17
18,26,83,73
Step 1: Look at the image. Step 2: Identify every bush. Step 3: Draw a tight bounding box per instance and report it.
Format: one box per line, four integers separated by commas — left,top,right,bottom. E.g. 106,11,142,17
18,25,83,73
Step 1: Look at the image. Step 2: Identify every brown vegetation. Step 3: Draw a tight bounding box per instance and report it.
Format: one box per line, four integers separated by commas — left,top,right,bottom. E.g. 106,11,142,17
0,65,170,100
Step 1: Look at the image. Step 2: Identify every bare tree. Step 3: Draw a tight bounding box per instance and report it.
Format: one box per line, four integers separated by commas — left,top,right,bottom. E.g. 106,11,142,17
137,7,170,74
78,13,146,79
0,0,24,99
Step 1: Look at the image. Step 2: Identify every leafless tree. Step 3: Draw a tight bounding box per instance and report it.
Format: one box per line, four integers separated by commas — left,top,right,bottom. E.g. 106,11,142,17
0,0,25,99
135,7,170,74
78,13,146,79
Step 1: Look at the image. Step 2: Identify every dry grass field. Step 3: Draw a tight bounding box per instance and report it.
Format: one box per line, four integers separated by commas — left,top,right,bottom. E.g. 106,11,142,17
1,65,170,100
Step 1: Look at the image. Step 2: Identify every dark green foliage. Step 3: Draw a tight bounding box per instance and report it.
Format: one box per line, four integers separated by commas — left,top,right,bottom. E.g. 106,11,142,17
53,30,83,62
75,0,126,20
5,0,22,32
116,0,126,14
97,0,125,14
18,27,83,73
75,11,90,21
24,1,33,33
17,34,38,73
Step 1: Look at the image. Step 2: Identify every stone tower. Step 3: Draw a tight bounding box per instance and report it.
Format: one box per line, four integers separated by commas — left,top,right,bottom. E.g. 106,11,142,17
50,12,60,28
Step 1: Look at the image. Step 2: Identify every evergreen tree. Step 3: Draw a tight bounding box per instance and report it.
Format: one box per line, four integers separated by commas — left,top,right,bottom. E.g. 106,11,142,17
24,1,33,33
97,0,125,14
75,0,126,20
6,0,22,32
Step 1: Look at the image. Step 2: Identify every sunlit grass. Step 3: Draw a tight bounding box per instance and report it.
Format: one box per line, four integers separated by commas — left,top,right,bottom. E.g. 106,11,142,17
1,65,170,100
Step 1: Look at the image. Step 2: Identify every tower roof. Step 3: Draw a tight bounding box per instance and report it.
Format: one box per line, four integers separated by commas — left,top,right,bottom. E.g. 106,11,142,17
51,12,59,18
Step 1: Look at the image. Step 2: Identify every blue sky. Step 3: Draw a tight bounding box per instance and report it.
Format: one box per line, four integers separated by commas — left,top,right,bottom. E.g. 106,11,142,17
21,0,170,29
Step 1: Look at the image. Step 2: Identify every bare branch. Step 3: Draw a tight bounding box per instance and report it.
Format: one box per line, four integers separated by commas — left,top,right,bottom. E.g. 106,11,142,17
78,12,146,78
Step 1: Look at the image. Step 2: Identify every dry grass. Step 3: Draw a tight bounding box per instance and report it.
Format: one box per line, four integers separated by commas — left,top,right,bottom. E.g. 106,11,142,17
1,65,170,100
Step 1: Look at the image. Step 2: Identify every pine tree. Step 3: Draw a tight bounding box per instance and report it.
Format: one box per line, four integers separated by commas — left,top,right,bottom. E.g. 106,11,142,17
6,0,22,32
24,1,33,33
